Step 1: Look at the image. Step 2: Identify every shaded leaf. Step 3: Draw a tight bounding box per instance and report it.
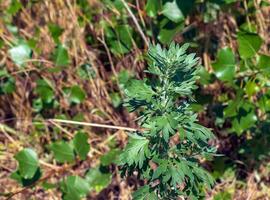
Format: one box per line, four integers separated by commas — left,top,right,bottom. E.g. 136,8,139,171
73,131,90,160
85,167,112,192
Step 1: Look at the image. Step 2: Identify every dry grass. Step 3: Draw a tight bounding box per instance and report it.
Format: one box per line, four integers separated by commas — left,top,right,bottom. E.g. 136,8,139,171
0,0,270,199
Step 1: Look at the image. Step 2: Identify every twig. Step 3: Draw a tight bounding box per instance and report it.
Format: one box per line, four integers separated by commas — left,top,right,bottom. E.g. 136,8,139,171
48,119,137,132
120,0,149,47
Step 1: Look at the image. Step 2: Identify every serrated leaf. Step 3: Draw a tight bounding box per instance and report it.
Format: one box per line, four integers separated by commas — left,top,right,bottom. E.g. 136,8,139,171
50,141,75,163
14,148,39,179
119,134,150,168
212,47,235,82
133,185,158,200
237,32,262,59
125,80,155,101
73,131,90,160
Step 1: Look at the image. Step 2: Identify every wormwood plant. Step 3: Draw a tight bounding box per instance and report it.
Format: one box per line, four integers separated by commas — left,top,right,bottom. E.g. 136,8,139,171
119,43,216,199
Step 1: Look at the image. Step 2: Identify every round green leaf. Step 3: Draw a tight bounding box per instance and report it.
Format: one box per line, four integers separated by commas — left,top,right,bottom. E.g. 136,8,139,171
50,141,75,163
237,32,262,59
73,132,90,160
9,43,31,66
14,148,39,179
212,47,235,82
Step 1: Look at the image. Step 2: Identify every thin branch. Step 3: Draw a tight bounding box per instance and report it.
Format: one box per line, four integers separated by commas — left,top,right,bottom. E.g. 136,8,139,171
120,0,149,47
48,119,137,132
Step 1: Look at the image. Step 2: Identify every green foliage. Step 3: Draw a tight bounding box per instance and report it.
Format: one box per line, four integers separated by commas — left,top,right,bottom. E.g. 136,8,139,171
119,43,216,199
73,131,90,160
237,32,262,59
162,1,184,23
85,167,112,192
64,85,86,104
14,148,39,179
50,141,75,163
0,70,15,94
52,44,69,67
212,47,235,83
8,42,32,66
61,176,90,200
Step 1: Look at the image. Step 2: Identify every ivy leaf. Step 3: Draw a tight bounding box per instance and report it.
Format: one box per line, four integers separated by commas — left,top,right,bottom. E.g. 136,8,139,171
73,131,90,160
0,70,15,94
162,1,184,23
69,86,86,104
14,148,39,179
100,148,121,166
50,141,75,163
85,167,112,192
52,44,69,67
9,43,31,66
237,32,262,59
11,168,42,187
145,0,160,17
61,176,90,200
212,47,235,82
48,23,64,44
258,54,270,74
119,134,150,168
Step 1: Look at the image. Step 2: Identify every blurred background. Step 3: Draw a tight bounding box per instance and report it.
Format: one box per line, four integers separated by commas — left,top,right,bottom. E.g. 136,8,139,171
0,0,270,199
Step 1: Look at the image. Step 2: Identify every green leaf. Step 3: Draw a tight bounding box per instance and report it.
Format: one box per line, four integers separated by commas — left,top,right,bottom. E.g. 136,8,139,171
162,0,184,23
244,80,260,97
212,47,235,82
69,86,86,104
85,167,112,192
73,131,90,160
125,80,155,102
100,148,121,166
7,0,22,15
77,63,96,79
158,22,183,44
52,44,69,67
36,86,54,104
145,0,160,17
11,168,42,187
110,92,122,108
237,32,262,59
258,54,270,69
48,23,64,43
61,176,90,200
50,141,75,163
133,185,158,200
115,25,133,50
119,134,150,168
14,148,39,179
9,43,31,66
0,70,15,94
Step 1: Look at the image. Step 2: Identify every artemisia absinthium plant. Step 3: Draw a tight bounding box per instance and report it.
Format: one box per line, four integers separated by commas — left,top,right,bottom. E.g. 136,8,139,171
119,43,216,200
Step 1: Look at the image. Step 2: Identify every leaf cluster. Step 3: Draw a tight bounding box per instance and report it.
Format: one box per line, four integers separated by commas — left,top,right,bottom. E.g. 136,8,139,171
119,43,216,199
